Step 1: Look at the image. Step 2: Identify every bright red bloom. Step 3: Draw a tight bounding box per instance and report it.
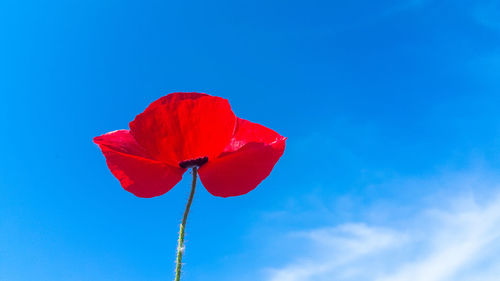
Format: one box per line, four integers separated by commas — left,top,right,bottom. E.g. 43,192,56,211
94,92,286,198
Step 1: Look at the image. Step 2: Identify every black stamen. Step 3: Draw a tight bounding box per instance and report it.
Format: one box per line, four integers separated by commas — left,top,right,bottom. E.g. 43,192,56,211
179,156,209,169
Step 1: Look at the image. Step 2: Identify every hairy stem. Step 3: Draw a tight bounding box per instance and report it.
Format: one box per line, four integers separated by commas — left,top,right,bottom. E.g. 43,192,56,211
174,167,197,281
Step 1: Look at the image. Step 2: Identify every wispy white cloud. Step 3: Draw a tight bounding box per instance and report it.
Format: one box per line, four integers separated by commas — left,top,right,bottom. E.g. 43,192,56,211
264,173,500,281
376,195,500,281
266,223,405,281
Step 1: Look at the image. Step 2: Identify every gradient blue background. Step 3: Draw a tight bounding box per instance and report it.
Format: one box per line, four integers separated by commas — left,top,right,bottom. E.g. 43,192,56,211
1,1,499,280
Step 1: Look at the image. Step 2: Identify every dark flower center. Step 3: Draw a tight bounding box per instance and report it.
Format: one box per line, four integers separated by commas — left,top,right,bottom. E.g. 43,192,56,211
179,156,209,169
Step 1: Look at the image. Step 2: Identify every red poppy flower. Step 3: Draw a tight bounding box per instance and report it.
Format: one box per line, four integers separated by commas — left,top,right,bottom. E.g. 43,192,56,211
93,92,286,198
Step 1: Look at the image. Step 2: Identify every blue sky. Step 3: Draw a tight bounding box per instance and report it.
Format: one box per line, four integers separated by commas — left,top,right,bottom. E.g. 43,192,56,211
1,0,500,280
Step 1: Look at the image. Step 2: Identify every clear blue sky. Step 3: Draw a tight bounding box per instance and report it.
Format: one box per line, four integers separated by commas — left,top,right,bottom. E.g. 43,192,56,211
1,1,500,280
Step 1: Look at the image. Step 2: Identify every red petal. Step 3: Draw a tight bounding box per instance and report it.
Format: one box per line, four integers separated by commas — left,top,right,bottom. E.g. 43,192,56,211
223,118,286,152
129,92,236,166
198,119,286,197
94,130,185,198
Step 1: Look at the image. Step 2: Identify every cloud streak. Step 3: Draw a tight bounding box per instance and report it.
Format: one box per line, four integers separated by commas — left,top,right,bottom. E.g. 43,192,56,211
264,174,500,281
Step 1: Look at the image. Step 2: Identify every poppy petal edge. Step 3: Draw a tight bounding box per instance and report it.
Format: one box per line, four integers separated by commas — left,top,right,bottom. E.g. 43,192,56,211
198,139,285,198
94,130,186,198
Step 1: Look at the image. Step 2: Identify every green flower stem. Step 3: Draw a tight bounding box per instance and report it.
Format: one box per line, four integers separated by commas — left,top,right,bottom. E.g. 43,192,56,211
175,167,197,281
